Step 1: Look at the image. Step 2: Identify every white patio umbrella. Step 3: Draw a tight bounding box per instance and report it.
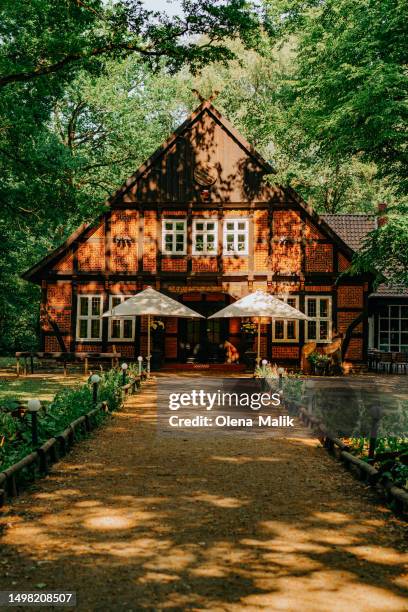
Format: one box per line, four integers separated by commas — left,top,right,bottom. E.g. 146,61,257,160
208,290,308,366
102,286,204,375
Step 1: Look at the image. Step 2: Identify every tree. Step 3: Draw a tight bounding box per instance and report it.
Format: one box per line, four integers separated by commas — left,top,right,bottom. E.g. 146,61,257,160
0,0,261,88
264,0,408,192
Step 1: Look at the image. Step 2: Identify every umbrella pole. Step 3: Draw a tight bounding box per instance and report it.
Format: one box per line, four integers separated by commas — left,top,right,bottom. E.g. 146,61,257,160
256,318,261,367
147,314,151,377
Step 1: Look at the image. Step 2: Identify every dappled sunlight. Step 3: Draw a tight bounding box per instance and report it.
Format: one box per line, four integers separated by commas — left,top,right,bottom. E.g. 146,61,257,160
211,454,283,464
187,492,249,508
0,376,406,610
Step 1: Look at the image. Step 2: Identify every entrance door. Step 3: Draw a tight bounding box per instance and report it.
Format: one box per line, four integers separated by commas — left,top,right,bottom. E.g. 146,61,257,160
178,296,229,362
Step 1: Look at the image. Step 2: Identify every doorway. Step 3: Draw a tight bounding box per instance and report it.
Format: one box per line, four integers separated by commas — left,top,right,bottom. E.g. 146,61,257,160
178,294,229,362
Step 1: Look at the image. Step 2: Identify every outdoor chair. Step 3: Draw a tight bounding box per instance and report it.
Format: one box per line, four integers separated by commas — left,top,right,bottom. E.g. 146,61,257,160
367,349,380,372
377,351,394,374
393,352,408,374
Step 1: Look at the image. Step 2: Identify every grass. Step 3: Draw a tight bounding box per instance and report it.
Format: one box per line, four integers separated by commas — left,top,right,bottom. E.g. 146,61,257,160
0,374,86,405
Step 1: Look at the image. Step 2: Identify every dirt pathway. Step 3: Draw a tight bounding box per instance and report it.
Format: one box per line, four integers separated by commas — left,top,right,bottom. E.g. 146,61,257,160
0,377,407,611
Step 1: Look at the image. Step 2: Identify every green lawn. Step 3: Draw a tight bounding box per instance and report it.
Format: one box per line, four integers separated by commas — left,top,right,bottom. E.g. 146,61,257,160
0,374,85,405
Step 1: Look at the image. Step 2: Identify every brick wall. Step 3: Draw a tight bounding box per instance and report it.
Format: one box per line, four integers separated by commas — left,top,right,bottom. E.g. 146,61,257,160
337,285,364,308
77,282,104,293
143,210,157,272
77,228,104,271
223,256,248,273
337,311,363,334
305,243,333,272
192,257,217,273
165,336,178,358
345,337,363,361
254,210,268,272
304,221,324,240
54,252,73,272
47,282,72,306
271,345,299,360
162,258,187,272
273,210,302,238
338,253,351,272
272,243,301,274
111,210,138,272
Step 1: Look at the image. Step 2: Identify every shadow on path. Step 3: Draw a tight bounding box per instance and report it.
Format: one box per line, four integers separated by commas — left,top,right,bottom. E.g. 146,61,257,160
0,377,407,611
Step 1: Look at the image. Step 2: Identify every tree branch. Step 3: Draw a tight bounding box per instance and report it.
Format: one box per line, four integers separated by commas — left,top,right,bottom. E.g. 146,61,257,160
0,42,160,88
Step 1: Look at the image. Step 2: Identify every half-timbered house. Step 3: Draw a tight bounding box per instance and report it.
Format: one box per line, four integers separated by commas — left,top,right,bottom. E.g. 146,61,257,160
23,100,372,365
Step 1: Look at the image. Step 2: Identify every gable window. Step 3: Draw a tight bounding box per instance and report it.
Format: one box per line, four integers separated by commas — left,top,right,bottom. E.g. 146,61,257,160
272,296,300,342
77,295,102,341
305,296,332,342
223,219,249,255
162,219,186,255
378,305,408,352
108,296,135,341
193,219,218,255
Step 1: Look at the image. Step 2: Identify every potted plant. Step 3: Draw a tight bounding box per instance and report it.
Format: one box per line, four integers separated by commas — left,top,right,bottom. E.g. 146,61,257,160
150,319,165,370
308,351,330,375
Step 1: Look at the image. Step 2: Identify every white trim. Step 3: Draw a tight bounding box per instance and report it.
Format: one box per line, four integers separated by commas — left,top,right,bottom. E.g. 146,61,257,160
108,295,135,342
162,218,187,255
76,295,102,341
223,218,249,255
272,296,300,342
192,218,218,255
378,304,408,351
305,296,332,343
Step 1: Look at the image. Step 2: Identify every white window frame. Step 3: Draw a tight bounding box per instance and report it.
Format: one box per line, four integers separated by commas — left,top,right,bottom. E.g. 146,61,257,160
108,295,135,342
378,304,408,352
272,296,300,343
76,295,102,341
192,218,218,255
305,296,332,343
162,218,187,255
223,218,249,255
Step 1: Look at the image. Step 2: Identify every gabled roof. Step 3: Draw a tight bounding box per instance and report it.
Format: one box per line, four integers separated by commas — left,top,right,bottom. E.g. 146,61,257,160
108,99,275,205
322,213,408,298
321,214,376,251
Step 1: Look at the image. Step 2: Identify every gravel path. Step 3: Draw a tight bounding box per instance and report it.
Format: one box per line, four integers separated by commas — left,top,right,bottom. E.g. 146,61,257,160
0,377,407,611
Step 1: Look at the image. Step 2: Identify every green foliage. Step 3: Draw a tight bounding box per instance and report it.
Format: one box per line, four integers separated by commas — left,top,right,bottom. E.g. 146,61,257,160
1,0,407,351
350,207,408,287
307,352,330,367
264,0,408,192
0,368,125,471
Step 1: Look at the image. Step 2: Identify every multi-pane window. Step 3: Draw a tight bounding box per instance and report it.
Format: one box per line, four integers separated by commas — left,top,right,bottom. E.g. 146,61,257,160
272,296,299,342
223,219,249,255
305,296,332,342
192,219,218,255
109,296,134,342
162,219,186,254
378,305,408,352
77,295,102,341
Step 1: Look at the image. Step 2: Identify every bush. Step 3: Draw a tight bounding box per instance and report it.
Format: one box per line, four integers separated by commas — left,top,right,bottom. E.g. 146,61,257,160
0,368,125,471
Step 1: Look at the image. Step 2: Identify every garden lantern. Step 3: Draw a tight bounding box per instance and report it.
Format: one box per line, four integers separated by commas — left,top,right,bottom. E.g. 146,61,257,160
137,355,143,375
27,398,41,446
261,359,268,376
90,373,101,404
121,362,128,385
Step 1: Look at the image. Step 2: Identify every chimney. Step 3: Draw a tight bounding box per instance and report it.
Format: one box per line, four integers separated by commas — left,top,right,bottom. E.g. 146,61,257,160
377,202,388,227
